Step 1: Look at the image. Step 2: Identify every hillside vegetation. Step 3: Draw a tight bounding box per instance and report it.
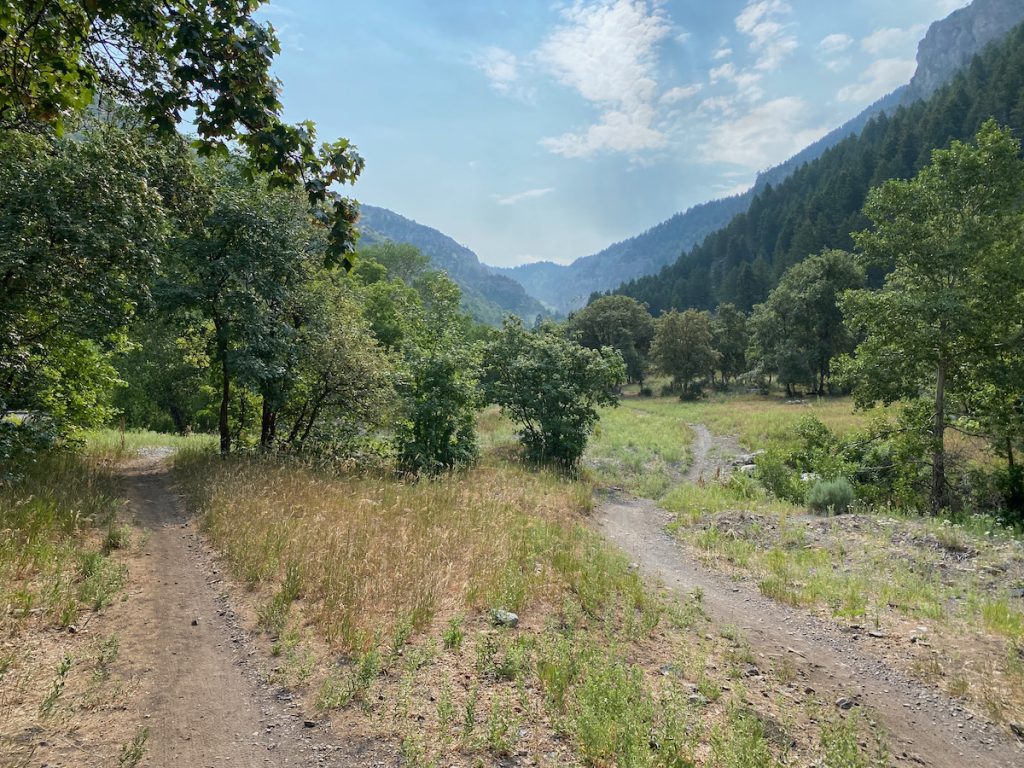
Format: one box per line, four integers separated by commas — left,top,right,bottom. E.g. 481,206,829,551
615,22,1024,313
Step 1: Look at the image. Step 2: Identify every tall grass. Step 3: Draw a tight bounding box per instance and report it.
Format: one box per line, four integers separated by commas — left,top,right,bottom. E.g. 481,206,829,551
0,453,126,632
174,452,611,650
586,401,694,497
82,428,217,464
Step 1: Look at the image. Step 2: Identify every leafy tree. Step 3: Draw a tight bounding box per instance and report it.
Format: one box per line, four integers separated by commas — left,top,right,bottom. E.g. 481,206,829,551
747,250,864,396
839,121,1024,513
115,317,216,434
274,277,394,452
711,303,748,385
395,273,480,473
162,160,317,454
650,310,718,397
0,127,169,426
0,0,363,264
483,320,625,466
567,296,655,387
357,242,432,286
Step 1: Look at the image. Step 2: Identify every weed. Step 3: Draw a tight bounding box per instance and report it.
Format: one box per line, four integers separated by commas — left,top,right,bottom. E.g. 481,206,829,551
486,695,519,756
463,682,479,738
316,648,381,710
93,634,120,680
437,677,455,730
77,550,126,613
697,675,722,703
117,727,149,768
568,653,656,765
39,655,72,718
442,616,464,651
102,524,130,554
708,706,779,768
399,731,429,766
820,713,888,768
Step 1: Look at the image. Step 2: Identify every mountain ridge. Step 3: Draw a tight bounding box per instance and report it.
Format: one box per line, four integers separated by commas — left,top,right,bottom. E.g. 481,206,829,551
499,0,1024,314
357,204,547,325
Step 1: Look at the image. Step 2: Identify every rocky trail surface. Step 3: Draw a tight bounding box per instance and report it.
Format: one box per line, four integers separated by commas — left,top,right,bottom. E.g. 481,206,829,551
113,456,390,767
598,425,1023,768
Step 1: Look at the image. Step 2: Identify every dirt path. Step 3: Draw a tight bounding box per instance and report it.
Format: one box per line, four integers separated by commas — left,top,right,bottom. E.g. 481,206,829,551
598,425,1023,768
685,423,744,484
112,457,386,767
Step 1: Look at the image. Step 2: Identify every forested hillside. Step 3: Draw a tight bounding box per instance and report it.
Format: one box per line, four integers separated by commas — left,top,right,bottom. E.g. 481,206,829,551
359,205,546,324
505,0,1024,314
614,21,1024,314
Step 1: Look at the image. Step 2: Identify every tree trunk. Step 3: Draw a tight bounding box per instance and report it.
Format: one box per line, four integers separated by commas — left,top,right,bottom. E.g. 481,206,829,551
169,403,189,435
930,361,948,514
219,351,231,455
260,398,277,449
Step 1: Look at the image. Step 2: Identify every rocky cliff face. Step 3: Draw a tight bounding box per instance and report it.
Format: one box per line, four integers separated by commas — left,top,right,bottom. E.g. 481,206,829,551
906,0,1024,101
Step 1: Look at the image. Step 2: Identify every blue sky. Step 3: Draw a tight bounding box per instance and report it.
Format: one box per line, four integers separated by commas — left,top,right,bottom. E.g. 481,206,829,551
258,0,969,267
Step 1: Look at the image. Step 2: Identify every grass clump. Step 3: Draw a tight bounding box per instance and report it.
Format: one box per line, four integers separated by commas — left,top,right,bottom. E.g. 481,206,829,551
0,453,126,633
806,478,855,515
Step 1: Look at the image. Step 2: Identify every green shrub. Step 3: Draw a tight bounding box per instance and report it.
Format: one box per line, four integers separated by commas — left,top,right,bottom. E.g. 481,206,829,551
482,318,625,467
806,478,854,515
755,449,803,503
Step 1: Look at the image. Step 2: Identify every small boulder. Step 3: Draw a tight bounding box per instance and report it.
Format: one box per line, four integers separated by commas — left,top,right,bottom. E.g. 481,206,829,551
491,609,519,628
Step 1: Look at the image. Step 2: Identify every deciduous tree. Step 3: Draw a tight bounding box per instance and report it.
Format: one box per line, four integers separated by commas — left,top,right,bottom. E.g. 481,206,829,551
839,121,1024,513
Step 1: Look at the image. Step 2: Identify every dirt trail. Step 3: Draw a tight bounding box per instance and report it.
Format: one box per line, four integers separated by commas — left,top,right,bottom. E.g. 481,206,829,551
598,425,1023,768
113,457,383,767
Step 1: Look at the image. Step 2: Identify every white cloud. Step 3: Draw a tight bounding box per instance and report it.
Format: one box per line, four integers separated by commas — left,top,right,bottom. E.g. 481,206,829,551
660,84,702,104
713,46,733,60
837,57,916,103
476,46,520,93
735,0,798,71
541,106,667,158
494,187,555,206
818,33,853,55
700,97,828,169
708,61,763,102
537,0,673,158
861,26,925,56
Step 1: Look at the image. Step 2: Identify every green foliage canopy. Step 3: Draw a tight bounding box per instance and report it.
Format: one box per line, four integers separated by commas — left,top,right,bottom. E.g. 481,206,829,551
567,296,654,386
483,319,625,466
0,0,363,265
748,249,864,395
839,120,1024,512
650,309,718,396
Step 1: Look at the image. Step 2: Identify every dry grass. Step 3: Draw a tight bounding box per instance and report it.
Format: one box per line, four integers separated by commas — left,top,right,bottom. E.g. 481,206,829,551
176,450,888,766
176,452,599,650
0,454,135,766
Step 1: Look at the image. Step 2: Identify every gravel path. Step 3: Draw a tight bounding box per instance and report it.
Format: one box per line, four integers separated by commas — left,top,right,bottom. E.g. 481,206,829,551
597,425,1023,768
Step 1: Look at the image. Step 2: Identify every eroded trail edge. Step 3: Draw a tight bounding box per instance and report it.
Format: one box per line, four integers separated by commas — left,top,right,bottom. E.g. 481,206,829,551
598,425,1022,768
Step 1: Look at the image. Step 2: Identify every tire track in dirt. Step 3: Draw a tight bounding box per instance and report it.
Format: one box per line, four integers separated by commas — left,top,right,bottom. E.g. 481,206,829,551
112,457,387,767
598,425,1023,768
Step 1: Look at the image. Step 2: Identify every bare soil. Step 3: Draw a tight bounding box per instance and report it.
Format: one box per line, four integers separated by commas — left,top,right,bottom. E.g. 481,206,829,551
597,425,1024,768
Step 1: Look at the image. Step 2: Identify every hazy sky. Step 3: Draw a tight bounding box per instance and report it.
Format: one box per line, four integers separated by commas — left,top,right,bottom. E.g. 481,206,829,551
258,0,969,267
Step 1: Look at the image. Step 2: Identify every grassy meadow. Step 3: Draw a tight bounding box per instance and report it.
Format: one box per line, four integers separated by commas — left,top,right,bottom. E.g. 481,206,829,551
0,448,137,765
8,396,1019,763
